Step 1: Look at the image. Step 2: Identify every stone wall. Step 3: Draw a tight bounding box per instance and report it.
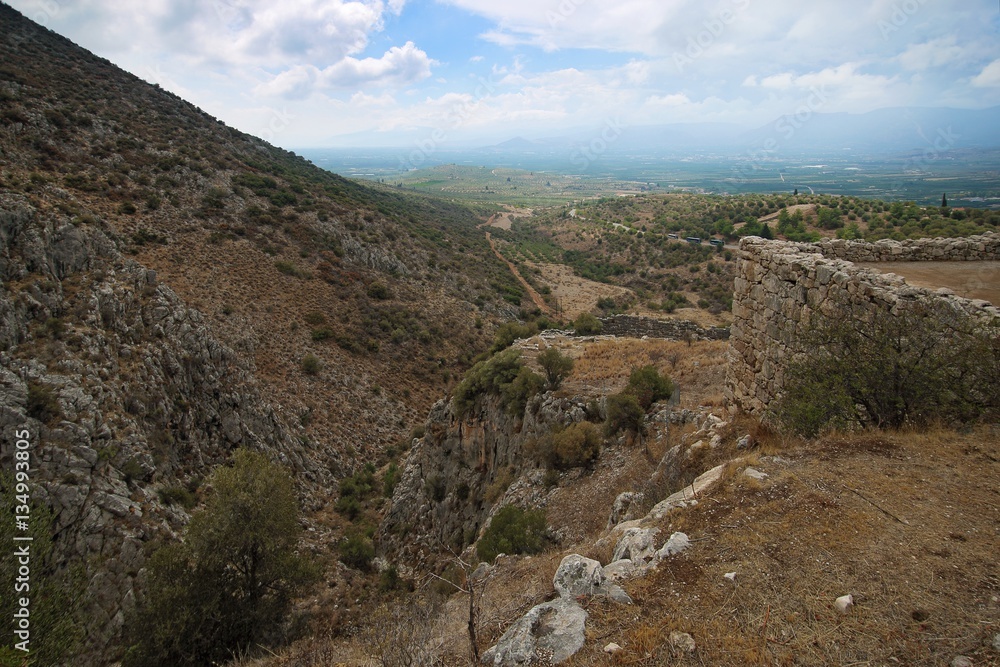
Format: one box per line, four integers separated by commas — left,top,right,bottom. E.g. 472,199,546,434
725,232,1000,417
597,315,729,341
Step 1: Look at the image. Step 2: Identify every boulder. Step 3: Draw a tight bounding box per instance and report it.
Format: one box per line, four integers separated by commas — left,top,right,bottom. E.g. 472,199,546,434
612,527,658,563
553,554,632,604
481,598,587,666
657,532,691,559
607,491,645,528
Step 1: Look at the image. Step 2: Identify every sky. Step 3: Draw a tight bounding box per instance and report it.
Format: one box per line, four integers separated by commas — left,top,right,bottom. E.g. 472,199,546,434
7,0,1000,149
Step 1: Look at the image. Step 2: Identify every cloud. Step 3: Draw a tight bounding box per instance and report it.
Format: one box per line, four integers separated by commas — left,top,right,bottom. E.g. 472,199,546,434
971,59,1000,88
255,42,435,97
896,37,965,71
321,42,435,88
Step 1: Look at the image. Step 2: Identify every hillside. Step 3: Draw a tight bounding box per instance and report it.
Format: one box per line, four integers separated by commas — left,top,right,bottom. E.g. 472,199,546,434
0,3,527,662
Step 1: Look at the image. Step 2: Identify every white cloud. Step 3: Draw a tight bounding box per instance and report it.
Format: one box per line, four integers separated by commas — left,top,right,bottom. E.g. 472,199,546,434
321,42,435,88
971,59,1000,88
896,37,965,71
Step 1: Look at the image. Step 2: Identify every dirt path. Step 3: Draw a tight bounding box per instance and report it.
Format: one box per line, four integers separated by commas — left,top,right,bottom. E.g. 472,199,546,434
485,231,553,315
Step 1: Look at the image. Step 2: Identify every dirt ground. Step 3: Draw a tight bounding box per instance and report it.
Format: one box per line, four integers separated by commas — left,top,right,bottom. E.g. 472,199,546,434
857,260,1000,305
528,262,632,319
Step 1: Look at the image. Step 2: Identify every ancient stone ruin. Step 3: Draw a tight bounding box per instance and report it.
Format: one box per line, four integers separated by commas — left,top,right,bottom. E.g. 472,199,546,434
725,232,1000,416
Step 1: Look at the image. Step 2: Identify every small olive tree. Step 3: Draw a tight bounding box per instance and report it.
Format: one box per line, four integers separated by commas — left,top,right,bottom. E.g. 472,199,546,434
123,451,317,667
537,347,574,390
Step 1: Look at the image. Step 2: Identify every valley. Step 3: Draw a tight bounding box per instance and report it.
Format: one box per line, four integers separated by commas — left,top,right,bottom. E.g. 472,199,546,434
0,4,998,667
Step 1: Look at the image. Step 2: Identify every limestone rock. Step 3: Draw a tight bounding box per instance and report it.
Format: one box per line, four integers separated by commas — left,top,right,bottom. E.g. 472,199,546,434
743,467,768,480
553,554,632,604
481,597,587,666
607,491,645,528
834,594,853,614
950,657,972,667
657,532,691,559
670,631,696,653
603,642,622,655
612,527,658,563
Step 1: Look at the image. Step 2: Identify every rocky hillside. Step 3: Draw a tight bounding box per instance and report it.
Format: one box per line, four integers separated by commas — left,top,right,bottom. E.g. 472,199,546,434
0,3,530,663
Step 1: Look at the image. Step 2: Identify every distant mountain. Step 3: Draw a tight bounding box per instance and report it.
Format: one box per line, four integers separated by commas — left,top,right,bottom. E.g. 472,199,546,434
482,107,1000,158
741,106,1000,154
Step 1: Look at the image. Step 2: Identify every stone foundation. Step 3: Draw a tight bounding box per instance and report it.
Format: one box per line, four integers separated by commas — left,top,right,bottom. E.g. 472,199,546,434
725,232,1000,417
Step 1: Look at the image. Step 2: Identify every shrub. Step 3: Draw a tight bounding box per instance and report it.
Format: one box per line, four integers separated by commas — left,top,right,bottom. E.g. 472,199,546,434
453,348,525,418
624,365,674,410
539,422,601,469
157,485,196,509
537,347,574,390
339,532,375,571
301,353,321,375
26,381,61,424
476,505,547,563
501,366,545,417
573,312,603,335
311,327,334,341
605,393,645,437
776,300,1000,436
123,451,317,667
367,281,391,300
383,462,400,498
489,321,538,355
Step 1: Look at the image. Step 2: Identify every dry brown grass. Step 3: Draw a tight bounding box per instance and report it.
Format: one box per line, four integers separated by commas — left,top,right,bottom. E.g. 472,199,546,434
563,425,1000,666
529,337,729,408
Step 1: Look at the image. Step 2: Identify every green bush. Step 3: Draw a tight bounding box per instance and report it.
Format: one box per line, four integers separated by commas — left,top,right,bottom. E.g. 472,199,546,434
624,365,674,410
537,347,574,390
0,474,84,666
339,532,375,571
605,393,645,437
501,366,545,417
573,312,603,335
534,422,602,469
157,485,196,509
301,353,321,375
776,300,1000,436
123,451,317,667
453,348,525,418
489,321,538,355
476,505,547,563
26,381,61,424
382,462,400,498
367,281,391,300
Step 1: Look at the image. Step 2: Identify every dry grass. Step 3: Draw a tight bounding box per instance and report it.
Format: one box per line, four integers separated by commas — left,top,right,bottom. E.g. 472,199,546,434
563,425,1000,666
520,337,729,408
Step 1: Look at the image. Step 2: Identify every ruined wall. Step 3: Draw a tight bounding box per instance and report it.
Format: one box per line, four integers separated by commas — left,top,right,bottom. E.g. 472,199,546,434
597,315,729,341
725,232,1000,416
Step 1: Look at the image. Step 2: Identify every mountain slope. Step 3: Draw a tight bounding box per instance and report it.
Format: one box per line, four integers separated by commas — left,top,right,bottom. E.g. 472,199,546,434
0,3,528,662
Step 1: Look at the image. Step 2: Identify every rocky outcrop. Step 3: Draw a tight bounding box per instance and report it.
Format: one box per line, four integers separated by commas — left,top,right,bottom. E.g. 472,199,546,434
379,390,592,566
0,194,300,663
726,233,1000,416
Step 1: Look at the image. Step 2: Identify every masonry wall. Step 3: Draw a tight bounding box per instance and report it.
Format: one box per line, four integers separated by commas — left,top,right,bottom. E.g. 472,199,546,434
598,315,729,341
725,232,1000,417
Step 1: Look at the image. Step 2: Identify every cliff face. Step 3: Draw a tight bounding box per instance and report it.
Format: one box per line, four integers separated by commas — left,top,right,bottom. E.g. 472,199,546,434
0,193,300,662
378,389,590,567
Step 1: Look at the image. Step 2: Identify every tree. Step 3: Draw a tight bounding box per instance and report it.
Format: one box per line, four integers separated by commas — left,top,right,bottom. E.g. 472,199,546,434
604,393,645,437
941,192,948,208
123,451,318,667
537,347,574,390
759,222,773,239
